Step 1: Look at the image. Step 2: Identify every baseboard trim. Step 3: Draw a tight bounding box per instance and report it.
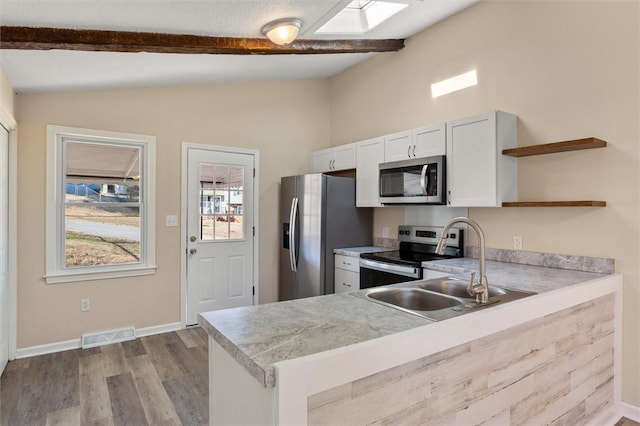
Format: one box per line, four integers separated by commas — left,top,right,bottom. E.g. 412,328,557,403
583,402,640,426
136,322,183,338
16,338,81,359
620,402,640,422
15,322,184,359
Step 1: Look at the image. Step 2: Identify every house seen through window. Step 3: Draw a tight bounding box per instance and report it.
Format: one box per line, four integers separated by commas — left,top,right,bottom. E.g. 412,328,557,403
64,141,142,267
198,163,244,241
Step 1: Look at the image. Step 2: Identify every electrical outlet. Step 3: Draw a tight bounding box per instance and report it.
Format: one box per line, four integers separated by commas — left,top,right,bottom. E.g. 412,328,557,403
513,236,523,250
81,298,91,312
382,227,389,238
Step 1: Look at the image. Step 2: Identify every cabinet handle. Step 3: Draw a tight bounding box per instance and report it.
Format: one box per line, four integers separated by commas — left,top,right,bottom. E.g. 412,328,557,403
343,283,352,287
412,145,416,157
407,146,411,158
448,190,452,205
343,261,352,266
331,159,335,170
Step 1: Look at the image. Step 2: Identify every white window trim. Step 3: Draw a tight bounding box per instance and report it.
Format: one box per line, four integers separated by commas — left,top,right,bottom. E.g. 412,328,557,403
45,125,156,284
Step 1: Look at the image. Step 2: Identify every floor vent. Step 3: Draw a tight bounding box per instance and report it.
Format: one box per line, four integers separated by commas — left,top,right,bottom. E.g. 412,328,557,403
82,326,136,349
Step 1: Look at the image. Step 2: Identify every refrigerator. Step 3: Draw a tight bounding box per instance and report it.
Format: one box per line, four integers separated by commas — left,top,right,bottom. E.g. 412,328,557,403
279,173,373,301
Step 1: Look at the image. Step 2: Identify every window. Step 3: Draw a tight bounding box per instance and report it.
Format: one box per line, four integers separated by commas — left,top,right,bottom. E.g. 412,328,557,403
198,163,244,241
46,125,156,283
315,1,408,34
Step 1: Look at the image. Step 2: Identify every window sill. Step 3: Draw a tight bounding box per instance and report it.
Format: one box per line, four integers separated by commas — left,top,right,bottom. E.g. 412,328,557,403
44,265,158,284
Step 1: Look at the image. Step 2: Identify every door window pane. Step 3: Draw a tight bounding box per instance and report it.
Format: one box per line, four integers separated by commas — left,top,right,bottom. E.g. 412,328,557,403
199,163,244,241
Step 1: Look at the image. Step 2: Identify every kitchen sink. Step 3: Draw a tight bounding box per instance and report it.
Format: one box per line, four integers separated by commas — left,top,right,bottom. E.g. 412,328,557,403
414,278,507,299
353,277,536,321
367,288,463,311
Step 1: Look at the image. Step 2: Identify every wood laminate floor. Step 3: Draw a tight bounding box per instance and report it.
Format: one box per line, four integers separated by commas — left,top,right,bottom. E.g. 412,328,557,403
0,327,208,426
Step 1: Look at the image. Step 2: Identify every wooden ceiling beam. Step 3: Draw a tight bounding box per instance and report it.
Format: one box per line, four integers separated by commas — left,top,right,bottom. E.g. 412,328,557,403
0,26,405,55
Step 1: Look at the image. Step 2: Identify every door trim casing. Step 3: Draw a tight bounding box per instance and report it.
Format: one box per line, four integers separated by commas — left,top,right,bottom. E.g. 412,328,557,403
0,105,17,363
180,142,260,327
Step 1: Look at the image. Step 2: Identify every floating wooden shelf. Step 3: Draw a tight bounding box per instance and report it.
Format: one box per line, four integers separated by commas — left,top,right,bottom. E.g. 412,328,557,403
502,201,606,207
502,137,607,157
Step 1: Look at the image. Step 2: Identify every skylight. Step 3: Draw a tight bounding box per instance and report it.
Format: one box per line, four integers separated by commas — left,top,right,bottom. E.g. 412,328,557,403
315,1,409,34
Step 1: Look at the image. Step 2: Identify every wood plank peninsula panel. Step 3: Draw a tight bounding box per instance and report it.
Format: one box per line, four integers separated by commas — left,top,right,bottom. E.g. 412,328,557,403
308,295,614,426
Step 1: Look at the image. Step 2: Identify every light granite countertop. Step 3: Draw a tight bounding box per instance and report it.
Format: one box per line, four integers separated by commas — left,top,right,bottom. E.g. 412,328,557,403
199,258,610,388
333,246,394,257
422,258,609,294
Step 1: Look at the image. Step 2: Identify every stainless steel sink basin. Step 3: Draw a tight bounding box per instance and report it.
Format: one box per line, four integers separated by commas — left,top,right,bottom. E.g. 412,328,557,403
367,288,463,311
353,277,536,321
415,279,506,299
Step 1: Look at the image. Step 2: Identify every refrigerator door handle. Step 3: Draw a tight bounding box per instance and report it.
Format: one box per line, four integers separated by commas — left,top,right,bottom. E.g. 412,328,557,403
289,197,299,272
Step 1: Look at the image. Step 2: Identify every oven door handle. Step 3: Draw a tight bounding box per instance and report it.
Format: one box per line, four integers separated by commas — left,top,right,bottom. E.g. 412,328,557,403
359,259,421,278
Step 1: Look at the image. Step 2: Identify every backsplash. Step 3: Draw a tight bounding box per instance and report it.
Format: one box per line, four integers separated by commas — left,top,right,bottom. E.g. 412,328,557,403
373,237,399,250
465,247,615,275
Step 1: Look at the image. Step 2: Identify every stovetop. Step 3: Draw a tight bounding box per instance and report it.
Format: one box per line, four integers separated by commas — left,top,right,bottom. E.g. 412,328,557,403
360,249,454,266
361,225,464,267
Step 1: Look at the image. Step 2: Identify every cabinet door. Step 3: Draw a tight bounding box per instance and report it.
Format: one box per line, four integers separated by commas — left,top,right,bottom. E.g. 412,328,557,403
446,111,517,207
311,148,333,173
413,123,446,157
335,254,359,272
332,143,357,171
383,130,413,162
356,137,385,207
335,268,359,293
446,112,498,206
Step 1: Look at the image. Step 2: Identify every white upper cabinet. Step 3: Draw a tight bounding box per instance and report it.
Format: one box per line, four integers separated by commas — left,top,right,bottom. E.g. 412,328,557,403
384,123,446,162
333,143,357,171
383,130,413,162
311,143,356,173
446,111,518,207
356,136,385,207
311,148,333,173
413,123,446,158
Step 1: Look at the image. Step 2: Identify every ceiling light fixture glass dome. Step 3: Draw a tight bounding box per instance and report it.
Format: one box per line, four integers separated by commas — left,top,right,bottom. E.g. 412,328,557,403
262,18,303,45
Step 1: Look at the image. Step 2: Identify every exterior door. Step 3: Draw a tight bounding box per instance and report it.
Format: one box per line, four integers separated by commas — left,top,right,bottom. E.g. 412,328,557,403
186,148,255,325
0,125,9,374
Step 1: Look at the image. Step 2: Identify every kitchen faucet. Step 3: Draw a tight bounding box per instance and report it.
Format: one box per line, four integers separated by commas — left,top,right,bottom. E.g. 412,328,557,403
436,217,489,304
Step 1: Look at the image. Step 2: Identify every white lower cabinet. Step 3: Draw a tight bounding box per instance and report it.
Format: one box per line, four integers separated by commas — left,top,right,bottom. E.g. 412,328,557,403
335,254,360,293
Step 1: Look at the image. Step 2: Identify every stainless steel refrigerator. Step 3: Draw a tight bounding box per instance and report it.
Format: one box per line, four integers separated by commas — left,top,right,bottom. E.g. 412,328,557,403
279,174,373,301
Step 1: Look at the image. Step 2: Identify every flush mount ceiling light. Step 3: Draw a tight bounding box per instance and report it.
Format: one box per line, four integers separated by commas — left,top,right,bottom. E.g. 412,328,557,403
262,18,303,45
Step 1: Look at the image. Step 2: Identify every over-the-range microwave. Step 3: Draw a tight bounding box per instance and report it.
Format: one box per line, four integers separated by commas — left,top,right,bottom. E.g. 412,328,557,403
378,155,446,205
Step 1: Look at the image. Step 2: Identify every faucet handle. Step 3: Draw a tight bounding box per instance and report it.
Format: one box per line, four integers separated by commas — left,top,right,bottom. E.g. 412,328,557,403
467,271,476,297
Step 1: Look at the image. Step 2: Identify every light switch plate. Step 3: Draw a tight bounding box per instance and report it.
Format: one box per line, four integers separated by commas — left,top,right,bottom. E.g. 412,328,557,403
165,215,178,227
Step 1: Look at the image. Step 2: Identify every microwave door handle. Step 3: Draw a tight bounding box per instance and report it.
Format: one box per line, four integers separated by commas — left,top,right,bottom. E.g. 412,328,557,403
289,197,299,272
420,164,429,195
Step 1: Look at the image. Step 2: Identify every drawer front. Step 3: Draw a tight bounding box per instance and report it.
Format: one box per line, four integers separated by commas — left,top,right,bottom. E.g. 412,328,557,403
335,268,359,293
335,254,359,273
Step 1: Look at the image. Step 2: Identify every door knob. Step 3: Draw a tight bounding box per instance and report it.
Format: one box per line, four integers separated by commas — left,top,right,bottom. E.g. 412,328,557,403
189,236,197,242
190,248,197,255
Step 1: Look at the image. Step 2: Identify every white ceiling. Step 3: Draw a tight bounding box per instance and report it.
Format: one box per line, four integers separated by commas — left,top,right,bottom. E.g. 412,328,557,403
0,0,478,93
